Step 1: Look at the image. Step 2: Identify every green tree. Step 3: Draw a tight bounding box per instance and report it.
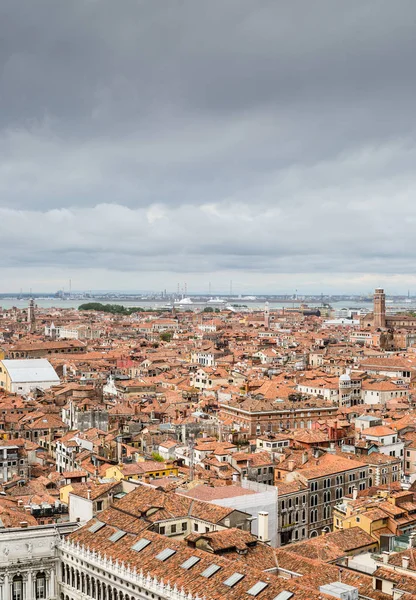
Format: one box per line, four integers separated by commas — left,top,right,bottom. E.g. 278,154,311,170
78,302,152,315
151,452,164,462
160,331,173,342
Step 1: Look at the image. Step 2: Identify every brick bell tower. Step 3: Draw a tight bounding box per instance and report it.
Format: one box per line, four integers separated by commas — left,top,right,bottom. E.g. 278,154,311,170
373,288,386,328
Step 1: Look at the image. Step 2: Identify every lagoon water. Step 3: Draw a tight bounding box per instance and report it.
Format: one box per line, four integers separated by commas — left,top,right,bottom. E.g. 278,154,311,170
0,297,383,311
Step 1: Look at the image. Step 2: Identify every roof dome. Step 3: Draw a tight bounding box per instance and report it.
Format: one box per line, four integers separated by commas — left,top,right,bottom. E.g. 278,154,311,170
339,372,351,382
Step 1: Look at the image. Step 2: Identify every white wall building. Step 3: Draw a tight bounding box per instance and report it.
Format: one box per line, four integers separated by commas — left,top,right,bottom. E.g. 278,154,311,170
361,426,405,459
0,359,60,394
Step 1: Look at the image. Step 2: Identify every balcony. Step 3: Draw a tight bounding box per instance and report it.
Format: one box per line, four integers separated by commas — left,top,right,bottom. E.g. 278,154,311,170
281,522,298,530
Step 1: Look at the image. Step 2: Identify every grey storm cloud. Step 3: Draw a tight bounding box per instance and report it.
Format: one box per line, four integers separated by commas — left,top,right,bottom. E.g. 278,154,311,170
1,0,416,291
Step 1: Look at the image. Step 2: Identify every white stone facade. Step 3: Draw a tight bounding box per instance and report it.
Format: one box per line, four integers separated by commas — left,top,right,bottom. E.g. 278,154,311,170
0,525,205,600
0,523,76,600
59,539,204,600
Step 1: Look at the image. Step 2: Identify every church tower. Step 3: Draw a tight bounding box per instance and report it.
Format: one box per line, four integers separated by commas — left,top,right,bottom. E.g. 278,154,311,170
264,301,270,329
373,288,386,328
27,298,36,333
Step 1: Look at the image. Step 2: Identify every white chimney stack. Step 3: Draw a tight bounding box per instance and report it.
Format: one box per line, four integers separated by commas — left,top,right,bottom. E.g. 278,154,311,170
352,486,358,500
402,556,410,569
258,511,269,544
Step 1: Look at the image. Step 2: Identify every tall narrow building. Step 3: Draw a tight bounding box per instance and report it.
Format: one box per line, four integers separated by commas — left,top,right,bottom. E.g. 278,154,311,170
264,301,270,329
27,298,36,333
373,288,386,328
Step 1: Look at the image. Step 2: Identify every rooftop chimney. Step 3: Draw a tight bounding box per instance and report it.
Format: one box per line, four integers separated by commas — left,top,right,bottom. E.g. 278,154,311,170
352,486,358,500
257,511,270,544
402,556,410,570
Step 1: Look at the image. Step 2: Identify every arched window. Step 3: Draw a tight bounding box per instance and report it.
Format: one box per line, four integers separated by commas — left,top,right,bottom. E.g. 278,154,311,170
36,573,46,599
12,576,23,600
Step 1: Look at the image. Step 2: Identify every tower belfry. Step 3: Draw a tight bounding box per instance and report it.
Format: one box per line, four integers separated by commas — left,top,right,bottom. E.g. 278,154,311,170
373,288,386,328
27,298,36,333
264,301,270,329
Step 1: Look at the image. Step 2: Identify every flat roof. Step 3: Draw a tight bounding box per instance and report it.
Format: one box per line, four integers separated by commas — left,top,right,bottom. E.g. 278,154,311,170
180,484,257,502
2,359,60,383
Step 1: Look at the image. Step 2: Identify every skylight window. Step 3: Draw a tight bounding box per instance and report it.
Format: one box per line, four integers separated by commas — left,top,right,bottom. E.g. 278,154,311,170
156,548,176,561
224,573,245,587
88,520,105,533
201,564,221,578
272,592,294,600
109,529,126,542
247,581,268,596
180,556,200,570
131,538,151,552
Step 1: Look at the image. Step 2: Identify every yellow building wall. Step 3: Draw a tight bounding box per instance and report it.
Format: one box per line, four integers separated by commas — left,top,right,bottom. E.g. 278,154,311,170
60,483,74,504
336,513,385,537
0,361,11,392
104,466,124,481
141,466,178,478
105,465,178,481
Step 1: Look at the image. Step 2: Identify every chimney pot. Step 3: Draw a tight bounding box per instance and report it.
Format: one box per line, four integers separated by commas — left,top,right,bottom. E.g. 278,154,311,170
257,511,269,544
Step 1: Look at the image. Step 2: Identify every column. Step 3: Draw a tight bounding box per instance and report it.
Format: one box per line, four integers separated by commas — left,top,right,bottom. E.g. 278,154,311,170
4,574,9,600
49,568,56,599
22,573,28,600
45,571,51,600
26,572,33,600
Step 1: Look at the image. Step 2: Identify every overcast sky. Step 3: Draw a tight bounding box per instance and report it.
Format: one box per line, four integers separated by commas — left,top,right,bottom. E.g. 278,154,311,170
1,1,416,294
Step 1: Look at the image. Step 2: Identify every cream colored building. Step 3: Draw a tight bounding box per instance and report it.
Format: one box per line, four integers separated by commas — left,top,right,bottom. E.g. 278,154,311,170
0,359,59,394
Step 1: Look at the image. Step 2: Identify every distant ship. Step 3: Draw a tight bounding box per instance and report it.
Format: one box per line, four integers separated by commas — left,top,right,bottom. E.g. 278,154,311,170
207,297,226,305
174,297,194,306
